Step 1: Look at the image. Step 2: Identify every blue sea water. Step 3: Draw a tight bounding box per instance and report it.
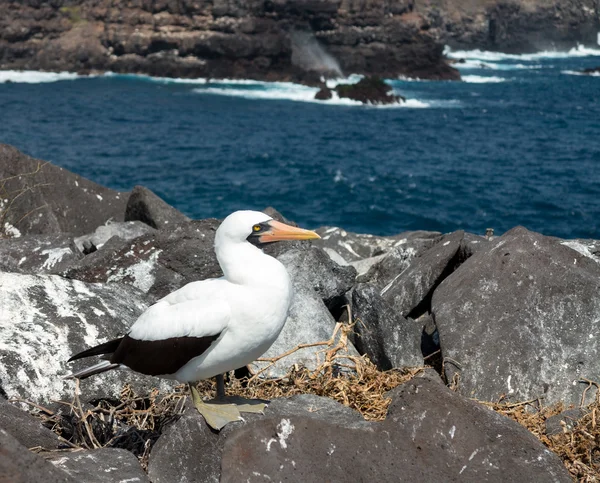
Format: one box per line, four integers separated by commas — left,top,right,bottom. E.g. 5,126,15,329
1,46,600,239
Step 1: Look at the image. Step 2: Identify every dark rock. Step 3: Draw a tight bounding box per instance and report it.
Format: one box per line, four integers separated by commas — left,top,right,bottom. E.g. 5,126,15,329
0,233,83,274
0,398,62,450
48,448,149,483
545,408,588,436
0,271,173,404
0,429,75,482
582,66,600,75
315,227,440,277
219,377,571,482
314,86,333,100
60,219,222,300
0,3,459,82
74,221,156,252
125,185,191,229
0,144,127,237
250,248,359,378
352,283,423,370
335,76,405,105
148,394,367,483
378,230,468,319
433,226,600,406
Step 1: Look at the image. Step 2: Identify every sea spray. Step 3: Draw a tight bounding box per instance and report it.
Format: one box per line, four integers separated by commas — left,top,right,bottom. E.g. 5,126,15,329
290,31,343,78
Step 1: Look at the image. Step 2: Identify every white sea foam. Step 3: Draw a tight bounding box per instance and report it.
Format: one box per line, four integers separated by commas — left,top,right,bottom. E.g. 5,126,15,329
462,75,506,83
454,60,542,70
562,69,600,77
445,44,600,62
0,70,83,84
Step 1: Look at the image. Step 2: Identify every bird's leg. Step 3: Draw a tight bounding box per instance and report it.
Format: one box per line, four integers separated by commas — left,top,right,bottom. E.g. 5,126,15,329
211,374,269,414
188,383,241,431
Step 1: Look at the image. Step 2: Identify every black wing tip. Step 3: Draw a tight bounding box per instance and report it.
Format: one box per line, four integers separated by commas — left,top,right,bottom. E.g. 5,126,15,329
67,337,124,363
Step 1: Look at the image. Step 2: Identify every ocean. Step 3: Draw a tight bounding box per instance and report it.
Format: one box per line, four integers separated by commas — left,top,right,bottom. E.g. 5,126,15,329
1,46,600,239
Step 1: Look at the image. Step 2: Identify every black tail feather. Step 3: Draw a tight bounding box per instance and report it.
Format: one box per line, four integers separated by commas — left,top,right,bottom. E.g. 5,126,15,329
68,337,124,362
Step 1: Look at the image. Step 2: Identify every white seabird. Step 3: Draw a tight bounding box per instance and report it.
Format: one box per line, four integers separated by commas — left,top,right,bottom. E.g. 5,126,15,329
67,210,320,429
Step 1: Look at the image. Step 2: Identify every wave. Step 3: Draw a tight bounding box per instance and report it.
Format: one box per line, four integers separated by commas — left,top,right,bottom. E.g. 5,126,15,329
461,75,506,83
193,80,438,108
445,44,600,62
454,59,543,70
0,70,83,84
562,70,600,77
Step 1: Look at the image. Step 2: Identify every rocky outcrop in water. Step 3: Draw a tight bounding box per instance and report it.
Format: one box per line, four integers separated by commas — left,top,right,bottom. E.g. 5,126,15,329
1,144,598,480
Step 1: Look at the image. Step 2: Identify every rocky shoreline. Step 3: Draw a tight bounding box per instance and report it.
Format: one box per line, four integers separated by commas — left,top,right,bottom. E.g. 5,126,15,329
1,143,599,480
0,1,598,84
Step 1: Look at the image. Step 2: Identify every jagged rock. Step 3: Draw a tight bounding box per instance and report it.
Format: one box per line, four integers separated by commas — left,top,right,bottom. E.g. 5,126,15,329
0,397,62,450
48,448,149,483
314,87,333,100
0,233,83,274
315,226,440,265
220,377,571,482
249,248,358,378
125,185,191,229
582,66,600,75
335,76,406,105
0,144,127,237
60,219,222,300
148,394,367,483
352,284,423,370
433,226,600,406
73,221,156,253
0,272,173,404
0,2,460,81
0,429,75,482
377,230,468,319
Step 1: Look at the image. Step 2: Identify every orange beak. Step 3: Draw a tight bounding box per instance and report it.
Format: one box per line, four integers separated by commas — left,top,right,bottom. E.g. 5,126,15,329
259,220,321,243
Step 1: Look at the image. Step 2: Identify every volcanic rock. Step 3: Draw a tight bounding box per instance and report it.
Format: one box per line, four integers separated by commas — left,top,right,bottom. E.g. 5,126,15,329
74,221,156,253
48,449,149,483
0,429,75,483
314,86,333,100
219,376,571,482
335,76,406,105
582,66,600,75
352,283,423,370
0,144,127,237
60,219,222,300
125,185,191,229
0,397,62,450
0,271,173,404
0,233,83,274
433,226,600,406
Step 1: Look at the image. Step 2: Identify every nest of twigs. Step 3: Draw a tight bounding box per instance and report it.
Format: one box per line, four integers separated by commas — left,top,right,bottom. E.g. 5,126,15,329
14,321,600,480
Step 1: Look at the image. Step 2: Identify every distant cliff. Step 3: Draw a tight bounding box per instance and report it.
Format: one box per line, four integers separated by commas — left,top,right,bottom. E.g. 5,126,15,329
0,0,598,83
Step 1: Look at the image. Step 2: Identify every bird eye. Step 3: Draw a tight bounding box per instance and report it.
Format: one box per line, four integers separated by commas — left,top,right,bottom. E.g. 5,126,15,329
253,225,262,232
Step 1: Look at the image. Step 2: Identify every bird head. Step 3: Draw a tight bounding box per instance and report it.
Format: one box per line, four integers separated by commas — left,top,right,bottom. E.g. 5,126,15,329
216,210,320,247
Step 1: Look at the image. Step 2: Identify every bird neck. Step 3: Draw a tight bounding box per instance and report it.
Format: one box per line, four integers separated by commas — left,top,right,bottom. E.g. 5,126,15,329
216,241,289,288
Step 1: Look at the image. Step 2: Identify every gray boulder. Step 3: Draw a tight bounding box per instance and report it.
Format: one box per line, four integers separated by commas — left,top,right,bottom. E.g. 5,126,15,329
48,448,149,483
315,226,440,263
73,220,156,253
0,144,127,237
377,230,468,318
125,185,191,229
433,226,600,406
60,219,222,300
0,397,62,449
0,272,172,404
147,395,367,483
249,249,358,378
220,377,570,482
0,233,83,274
0,428,75,482
352,283,423,370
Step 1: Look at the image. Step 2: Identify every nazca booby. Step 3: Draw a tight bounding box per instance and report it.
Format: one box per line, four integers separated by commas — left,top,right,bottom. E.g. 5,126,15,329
67,210,320,429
